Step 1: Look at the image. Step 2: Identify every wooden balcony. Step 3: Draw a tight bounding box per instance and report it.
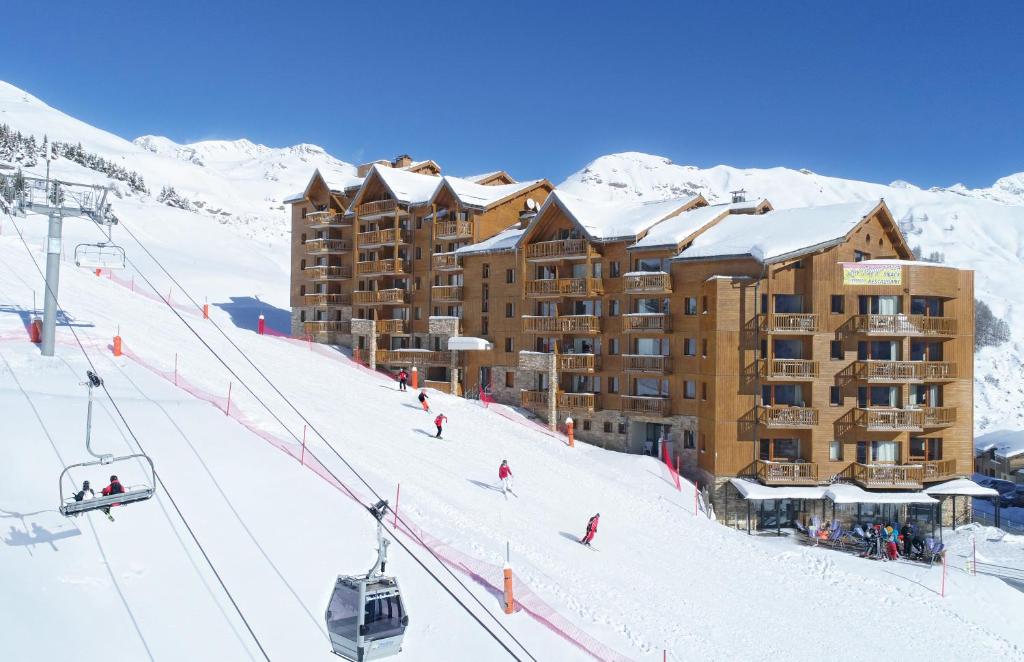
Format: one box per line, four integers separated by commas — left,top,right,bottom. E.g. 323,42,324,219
922,458,958,483
304,265,352,281
521,315,600,334
852,361,958,382
755,460,819,486
850,463,923,490
304,238,351,254
623,272,672,294
759,359,819,380
520,389,550,409
621,313,671,333
435,219,473,240
431,252,461,271
622,354,672,373
432,285,463,302
353,289,406,305
303,293,351,307
524,238,588,261
357,228,408,248
620,395,670,417
304,211,350,228
376,319,406,335
922,362,958,380
356,259,407,276
757,406,819,429
303,320,349,334
375,349,451,367
923,406,957,427
854,408,924,431
558,392,597,412
357,199,404,218
848,314,957,336
759,313,817,334
524,278,603,298
559,354,598,372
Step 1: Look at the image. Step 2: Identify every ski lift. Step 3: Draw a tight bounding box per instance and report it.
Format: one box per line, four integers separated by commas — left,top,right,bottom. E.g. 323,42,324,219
58,371,155,517
325,500,408,661
74,242,126,270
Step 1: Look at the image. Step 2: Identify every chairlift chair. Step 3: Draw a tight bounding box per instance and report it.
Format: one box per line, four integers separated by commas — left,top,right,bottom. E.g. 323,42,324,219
58,371,155,517
74,242,126,270
325,500,408,661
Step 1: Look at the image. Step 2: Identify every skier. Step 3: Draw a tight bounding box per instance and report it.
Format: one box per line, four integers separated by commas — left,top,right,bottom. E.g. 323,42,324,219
397,369,409,392
434,413,447,438
100,475,125,522
74,480,95,502
418,389,430,412
581,513,600,546
900,523,914,558
498,460,514,496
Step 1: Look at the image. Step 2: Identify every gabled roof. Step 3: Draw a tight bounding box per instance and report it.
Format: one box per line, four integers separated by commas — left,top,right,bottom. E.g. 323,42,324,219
631,198,771,250
402,159,442,174
431,176,549,211
284,168,364,203
348,164,442,210
455,224,525,256
521,190,705,245
674,200,901,264
463,171,517,185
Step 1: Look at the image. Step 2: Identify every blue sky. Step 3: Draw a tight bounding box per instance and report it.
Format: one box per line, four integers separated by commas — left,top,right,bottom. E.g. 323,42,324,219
3,1,1022,187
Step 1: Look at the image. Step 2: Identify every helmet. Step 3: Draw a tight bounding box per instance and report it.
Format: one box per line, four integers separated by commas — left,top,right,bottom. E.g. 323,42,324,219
110,475,118,482
82,480,90,488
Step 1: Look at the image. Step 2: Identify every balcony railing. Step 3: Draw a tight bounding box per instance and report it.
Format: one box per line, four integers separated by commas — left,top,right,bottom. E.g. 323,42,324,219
524,278,603,298
304,238,351,253
848,314,958,336
559,354,598,372
524,238,588,261
435,219,473,240
923,406,957,427
620,395,670,416
755,460,819,486
357,199,402,218
376,319,406,335
432,285,463,302
303,320,350,334
623,272,672,293
558,392,597,412
922,459,958,482
303,211,350,227
759,359,819,380
375,349,451,367
303,293,351,307
353,289,406,305
521,315,600,334
432,252,461,271
304,265,352,280
357,228,408,247
854,408,924,431
520,390,550,408
356,259,407,276
760,313,817,333
852,361,959,381
622,313,672,333
622,354,672,373
757,406,819,428
850,463,923,490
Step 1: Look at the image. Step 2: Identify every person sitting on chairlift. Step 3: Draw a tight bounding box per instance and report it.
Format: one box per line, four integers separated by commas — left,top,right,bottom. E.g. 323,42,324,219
100,475,125,520
74,480,95,502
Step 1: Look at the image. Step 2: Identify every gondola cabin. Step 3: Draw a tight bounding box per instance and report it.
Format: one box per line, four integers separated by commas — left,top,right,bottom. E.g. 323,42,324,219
326,575,407,661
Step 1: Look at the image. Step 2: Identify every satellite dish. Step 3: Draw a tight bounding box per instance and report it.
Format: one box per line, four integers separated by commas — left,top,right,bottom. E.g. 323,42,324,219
526,198,537,211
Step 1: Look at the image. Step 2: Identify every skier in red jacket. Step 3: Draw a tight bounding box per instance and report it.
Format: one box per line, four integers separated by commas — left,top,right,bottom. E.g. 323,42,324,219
434,413,447,438
100,475,125,522
581,513,600,546
498,460,513,496
397,369,409,391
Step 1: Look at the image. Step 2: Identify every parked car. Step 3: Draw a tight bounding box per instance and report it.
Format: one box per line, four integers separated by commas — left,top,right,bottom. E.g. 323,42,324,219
977,477,1017,495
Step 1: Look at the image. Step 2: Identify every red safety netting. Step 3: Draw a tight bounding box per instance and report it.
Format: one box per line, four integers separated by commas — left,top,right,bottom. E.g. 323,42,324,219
662,443,681,491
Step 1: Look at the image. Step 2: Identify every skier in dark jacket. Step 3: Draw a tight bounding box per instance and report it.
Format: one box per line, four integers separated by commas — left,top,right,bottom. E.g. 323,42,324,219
900,523,914,557
397,369,408,392
581,513,600,546
418,389,430,412
74,480,95,502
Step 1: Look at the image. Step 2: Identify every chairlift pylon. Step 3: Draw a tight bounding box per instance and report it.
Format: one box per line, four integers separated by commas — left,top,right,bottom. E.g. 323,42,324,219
74,242,126,270
58,370,156,517
325,499,408,660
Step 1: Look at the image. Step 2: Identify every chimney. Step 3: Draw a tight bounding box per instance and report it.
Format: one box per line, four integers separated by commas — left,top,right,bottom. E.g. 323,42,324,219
392,154,413,168
730,189,747,204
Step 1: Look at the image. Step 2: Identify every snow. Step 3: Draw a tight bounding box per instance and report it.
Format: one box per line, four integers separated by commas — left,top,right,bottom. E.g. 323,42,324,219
676,200,881,263
454,224,524,255
462,171,512,184
438,177,545,210
728,478,826,500
824,484,938,505
976,429,1024,459
448,337,493,351
631,200,767,250
924,479,1001,498
367,164,441,206
539,190,702,241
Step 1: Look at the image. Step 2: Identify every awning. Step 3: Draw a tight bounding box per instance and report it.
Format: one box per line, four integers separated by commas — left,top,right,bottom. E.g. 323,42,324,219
824,484,937,505
447,336,493,351
924,478,999,498
728,478,827,501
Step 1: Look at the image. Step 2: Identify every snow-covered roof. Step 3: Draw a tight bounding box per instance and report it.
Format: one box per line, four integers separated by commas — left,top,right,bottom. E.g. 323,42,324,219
855,259,947,269
632,199,768,250
728,478,826,500
436,177,545,210
448,336,493,351
824,484,937,505
675,200,882,263
462,171,506,183
975,430,1024,460
455,224,525,256
365,164,442,206
923,479,999,498
534,190,703,242
284,170,365,204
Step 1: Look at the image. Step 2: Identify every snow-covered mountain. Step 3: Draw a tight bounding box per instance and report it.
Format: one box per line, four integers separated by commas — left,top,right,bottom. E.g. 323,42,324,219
562,152,1024,432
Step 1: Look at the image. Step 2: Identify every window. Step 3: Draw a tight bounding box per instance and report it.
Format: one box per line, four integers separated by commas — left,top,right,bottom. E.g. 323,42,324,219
299,284,306,296
684,380,696,399
603,422,612,433
609,299,620,317
774,294,804,313
858,385,899,408
505,302,514,318
831,295,844,314
794,260,804,269
416,216,422,229
683,338,697,356
684,297,697,315
701,382,707,400
759,438,799,462
701,339,708,358
854,250,870,262
481,284,489,313
482,263,490,278
829,441,842,461
481,317,489,335
582,420,591,431
701,296,708,313
829,386,842,406
299,310,306,322
683,430,696,449
433,306,440,316
506,269,515,284
858,295,900,315
910,437,942,461
504,337,514,353
505,372,515,388
608,376,619,393
700,433,706,453
762,384,803,406
301,207,308,218
636,378,669,396
618,423,627,434
414,277,421,291
415,247,422,260
830,340,843,359
871,441,899,463
592,262,602,278
610,261,621,277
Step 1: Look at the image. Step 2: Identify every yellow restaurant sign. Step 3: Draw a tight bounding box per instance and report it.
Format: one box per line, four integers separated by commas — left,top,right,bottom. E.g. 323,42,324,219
842,263,902,286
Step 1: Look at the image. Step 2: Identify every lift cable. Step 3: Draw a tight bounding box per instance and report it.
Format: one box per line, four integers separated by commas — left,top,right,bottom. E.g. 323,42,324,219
4,209,273,662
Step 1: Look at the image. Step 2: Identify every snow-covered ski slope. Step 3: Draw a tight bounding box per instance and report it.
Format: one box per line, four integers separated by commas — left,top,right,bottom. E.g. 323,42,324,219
2,182,1024,661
